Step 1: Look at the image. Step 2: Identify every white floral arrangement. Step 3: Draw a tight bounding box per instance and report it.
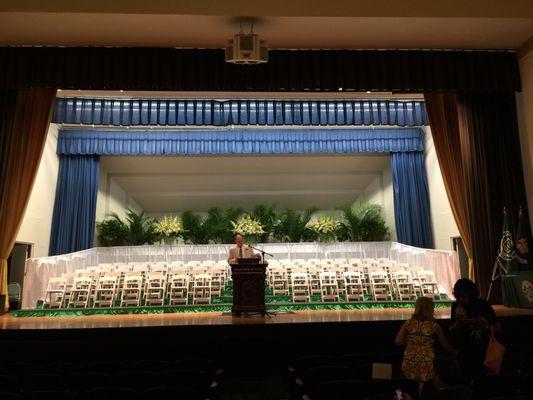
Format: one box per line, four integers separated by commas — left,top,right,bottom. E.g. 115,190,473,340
309,216,339,234
154,216,184,237
231,214,265,236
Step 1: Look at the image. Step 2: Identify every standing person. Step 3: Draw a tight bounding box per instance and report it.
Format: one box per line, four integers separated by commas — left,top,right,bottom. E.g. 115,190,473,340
395,297,456,396
449,278,500,381
227,234,261,263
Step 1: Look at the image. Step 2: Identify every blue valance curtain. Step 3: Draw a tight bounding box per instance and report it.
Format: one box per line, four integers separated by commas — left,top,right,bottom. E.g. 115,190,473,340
49,155,100,256
391,152,433,249
50,127,433,255
57,129,424,156
53,98,429,127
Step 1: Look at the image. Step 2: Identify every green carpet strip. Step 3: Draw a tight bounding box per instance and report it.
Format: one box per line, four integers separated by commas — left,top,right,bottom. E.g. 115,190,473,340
14,283,450,318
13,300,452,318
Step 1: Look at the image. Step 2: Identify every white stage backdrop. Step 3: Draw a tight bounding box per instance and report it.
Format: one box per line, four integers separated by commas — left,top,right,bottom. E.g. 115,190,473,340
22,241,460,309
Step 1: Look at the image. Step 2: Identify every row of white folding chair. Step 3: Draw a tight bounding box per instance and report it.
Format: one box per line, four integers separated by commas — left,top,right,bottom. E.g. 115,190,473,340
166,273,214,305
89,263,228,294
268,266,438,301
100,271,217,306
270,257,399,267
44,270,216,308
288,271,367,302
271,269,362,302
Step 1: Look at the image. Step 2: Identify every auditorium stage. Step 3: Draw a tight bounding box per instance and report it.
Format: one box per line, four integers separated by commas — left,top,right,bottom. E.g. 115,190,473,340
2,305,532,331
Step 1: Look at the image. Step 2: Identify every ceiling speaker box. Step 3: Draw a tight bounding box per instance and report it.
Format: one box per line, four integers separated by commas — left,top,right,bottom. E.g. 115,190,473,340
225,33,268,65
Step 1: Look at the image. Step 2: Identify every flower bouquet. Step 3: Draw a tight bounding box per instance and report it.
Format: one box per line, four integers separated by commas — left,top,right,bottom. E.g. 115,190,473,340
154,216,184,245
231,214,265,243
308,216,339,242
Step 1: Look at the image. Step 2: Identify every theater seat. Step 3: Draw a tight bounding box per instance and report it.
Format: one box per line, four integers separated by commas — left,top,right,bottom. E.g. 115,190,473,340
25,390,73,400
80,386,138,400
144,386,202,400
313,379,366,400
115,371,162,390
472,374,522,400
23,373,66,392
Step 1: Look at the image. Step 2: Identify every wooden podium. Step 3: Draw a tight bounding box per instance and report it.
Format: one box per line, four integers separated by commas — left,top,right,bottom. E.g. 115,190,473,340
230,260,268,316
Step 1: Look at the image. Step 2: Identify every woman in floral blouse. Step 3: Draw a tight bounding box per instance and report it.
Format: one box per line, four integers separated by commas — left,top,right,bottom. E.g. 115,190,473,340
395,296,456,395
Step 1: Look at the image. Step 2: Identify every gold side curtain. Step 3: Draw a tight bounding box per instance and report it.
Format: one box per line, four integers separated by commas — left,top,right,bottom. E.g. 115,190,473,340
0,88,56,311
425,92,531,298
424,93,475,281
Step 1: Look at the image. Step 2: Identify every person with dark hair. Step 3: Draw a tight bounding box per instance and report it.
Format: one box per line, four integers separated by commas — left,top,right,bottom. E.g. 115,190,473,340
449,278,500,382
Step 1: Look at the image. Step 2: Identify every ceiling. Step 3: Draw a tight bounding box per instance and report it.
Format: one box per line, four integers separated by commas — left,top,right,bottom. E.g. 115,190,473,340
100,154,390,213
0,1,531,49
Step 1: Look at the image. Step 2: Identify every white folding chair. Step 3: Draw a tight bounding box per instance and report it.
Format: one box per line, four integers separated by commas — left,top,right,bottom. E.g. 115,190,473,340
210,267,224,297
169,261,185,270
201,260,216,268
369,270,393,301
291,272,311,303
416,269,441,299
377,258,391,266
93,275,118,307
348,258,363,268
120,275,143,306
307,265,322,296
133,264,148,277
150,263,168,274
192,274,212,304
168,273,190,305
68,276,93,308
43,277,68,308
192,265,208,275
344,271,365,301
319,262,335,274
363,258,378,268
319,271,340,302
332,258,347,266
271,267,289,296
144,272,167,306
391,270,416,301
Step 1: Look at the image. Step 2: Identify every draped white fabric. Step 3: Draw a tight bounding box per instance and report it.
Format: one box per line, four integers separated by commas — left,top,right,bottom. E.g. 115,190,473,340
22,241,460,309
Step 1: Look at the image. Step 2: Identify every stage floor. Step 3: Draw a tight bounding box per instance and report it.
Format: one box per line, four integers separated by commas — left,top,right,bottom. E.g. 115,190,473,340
1,305,532,331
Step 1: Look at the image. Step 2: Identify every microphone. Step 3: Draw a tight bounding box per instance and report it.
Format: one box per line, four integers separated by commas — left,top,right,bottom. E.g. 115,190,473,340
248,245,274,258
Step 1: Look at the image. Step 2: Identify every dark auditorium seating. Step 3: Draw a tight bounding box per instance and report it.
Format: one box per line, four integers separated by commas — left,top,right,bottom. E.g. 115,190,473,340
0,374,20,393
115,370,161,390
301,365,355,386
144,386,203,400
80,386,138,400
0,393,23,400
471,374,522,400
313,379,366,400
26,390,74,400
85,360,126,374
488,397,531,400
0,356,221,400
163,369,212,390
22,372,66,392
69,372,113,391
129,359,172,372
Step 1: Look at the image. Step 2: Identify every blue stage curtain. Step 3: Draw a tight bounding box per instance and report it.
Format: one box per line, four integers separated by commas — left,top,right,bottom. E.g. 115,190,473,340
53,98,429,127
57,128,424,156
49,155,100,256
391,152,433,248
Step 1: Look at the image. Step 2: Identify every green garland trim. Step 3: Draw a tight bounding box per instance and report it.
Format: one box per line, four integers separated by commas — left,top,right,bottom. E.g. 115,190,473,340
13,300,452,318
